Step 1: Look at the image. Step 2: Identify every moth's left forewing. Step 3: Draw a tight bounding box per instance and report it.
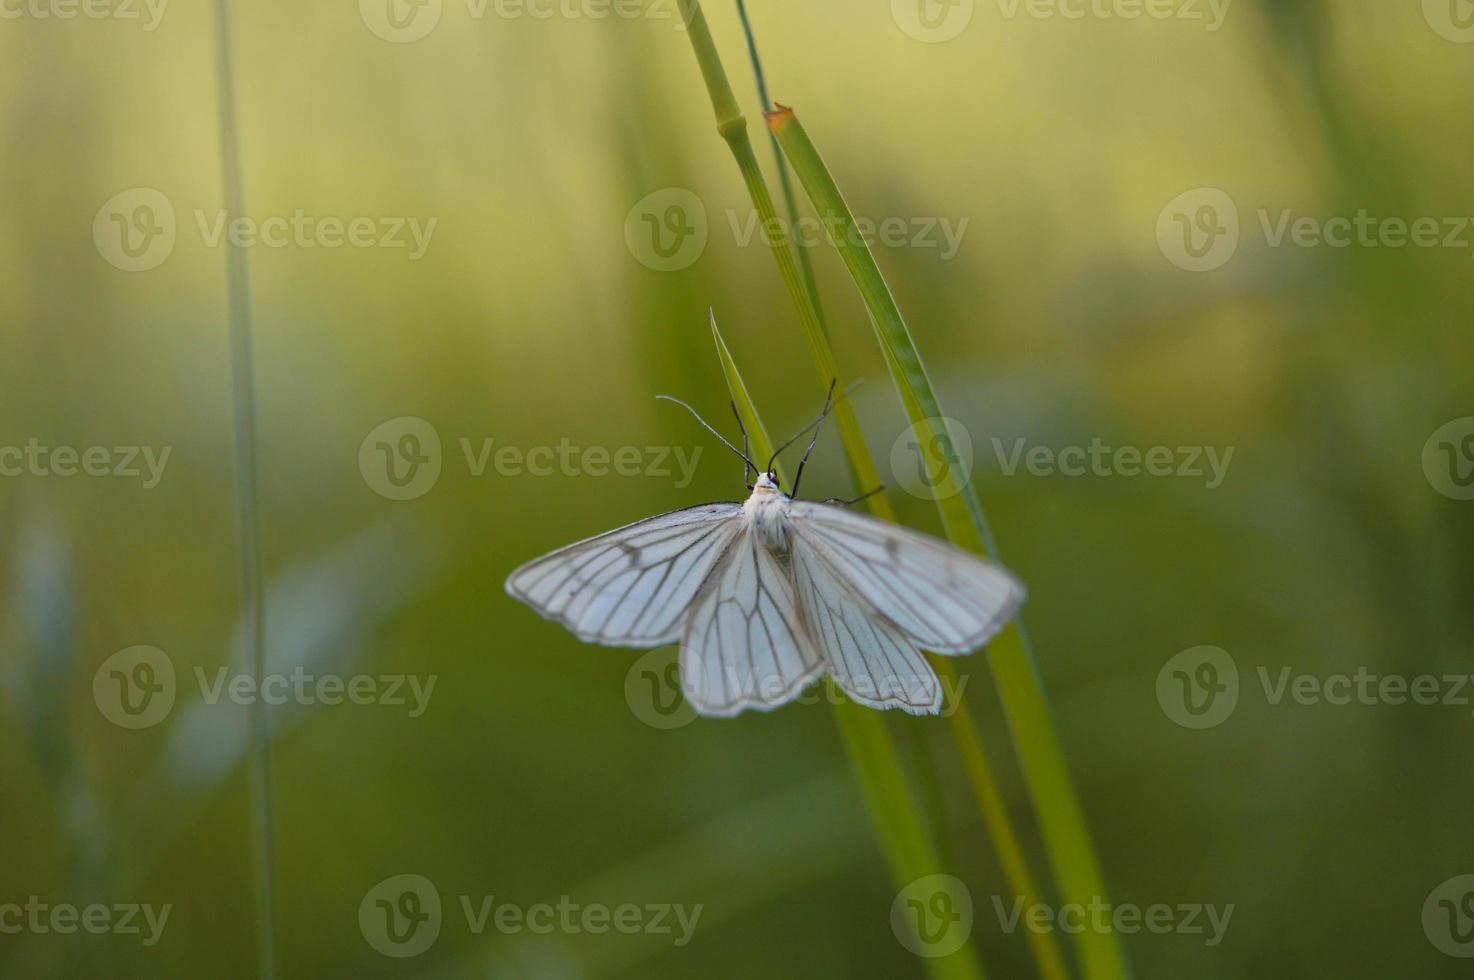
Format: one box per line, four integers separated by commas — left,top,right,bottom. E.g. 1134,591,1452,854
680,529,825,717
786,501,1025,654
504,503,744,647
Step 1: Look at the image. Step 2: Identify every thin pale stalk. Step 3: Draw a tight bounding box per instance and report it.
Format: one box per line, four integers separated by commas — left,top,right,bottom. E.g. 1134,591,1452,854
212,1,276,976
734,0,825,329
768,105,1128,980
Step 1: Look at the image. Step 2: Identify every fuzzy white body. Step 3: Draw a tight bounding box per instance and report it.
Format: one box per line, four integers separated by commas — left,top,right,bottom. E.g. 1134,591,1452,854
742,472,791,552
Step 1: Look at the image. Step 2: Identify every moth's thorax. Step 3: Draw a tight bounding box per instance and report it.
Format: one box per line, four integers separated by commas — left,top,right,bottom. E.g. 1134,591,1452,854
743,477,791,550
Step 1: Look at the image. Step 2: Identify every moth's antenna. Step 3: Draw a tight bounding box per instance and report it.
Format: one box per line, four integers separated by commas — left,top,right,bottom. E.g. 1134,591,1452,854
730,401,754,488
657,394,761,474
785,379,837,497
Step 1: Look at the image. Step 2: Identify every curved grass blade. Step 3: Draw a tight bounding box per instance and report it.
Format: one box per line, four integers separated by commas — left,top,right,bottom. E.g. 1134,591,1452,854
710,11,1071,978
711,314,985,980
767,105,1130,980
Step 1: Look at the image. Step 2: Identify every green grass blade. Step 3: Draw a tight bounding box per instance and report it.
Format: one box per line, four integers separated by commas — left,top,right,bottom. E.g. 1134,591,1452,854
767,105,1130,980
716,13,1070,978
678,6,1070,974
710,314,985,980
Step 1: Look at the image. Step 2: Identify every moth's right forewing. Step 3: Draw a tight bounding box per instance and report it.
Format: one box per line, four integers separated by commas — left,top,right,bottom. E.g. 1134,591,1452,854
789,541,943,715
787,501,1025,654
505,503,743,647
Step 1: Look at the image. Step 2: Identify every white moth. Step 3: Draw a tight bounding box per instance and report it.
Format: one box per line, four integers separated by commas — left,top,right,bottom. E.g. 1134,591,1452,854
505,387,1025,717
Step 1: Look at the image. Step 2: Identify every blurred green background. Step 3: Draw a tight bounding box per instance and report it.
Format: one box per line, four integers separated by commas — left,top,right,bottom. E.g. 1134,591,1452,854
3,0,1473,976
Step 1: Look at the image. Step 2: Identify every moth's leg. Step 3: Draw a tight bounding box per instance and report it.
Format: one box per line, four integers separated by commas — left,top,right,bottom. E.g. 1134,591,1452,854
823,486,884,507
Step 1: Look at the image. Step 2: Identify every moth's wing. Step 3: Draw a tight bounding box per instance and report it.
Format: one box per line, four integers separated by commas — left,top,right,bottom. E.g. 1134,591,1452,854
787,501,1024,654
680,528,825,717
790,539,942,715
505,503,743,647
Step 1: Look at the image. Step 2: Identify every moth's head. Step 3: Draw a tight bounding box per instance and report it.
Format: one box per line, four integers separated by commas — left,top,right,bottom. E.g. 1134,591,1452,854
753,471,781,494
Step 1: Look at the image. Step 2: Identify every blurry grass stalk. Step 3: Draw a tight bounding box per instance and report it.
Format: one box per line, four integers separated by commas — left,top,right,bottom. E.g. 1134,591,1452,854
734,0,825,330
680,4,1069,979
767,105,1128,980
212,0,277,976
711,317,984,980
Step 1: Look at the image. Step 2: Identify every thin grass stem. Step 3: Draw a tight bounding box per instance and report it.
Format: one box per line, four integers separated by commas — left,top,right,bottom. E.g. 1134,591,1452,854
211,1,276,976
